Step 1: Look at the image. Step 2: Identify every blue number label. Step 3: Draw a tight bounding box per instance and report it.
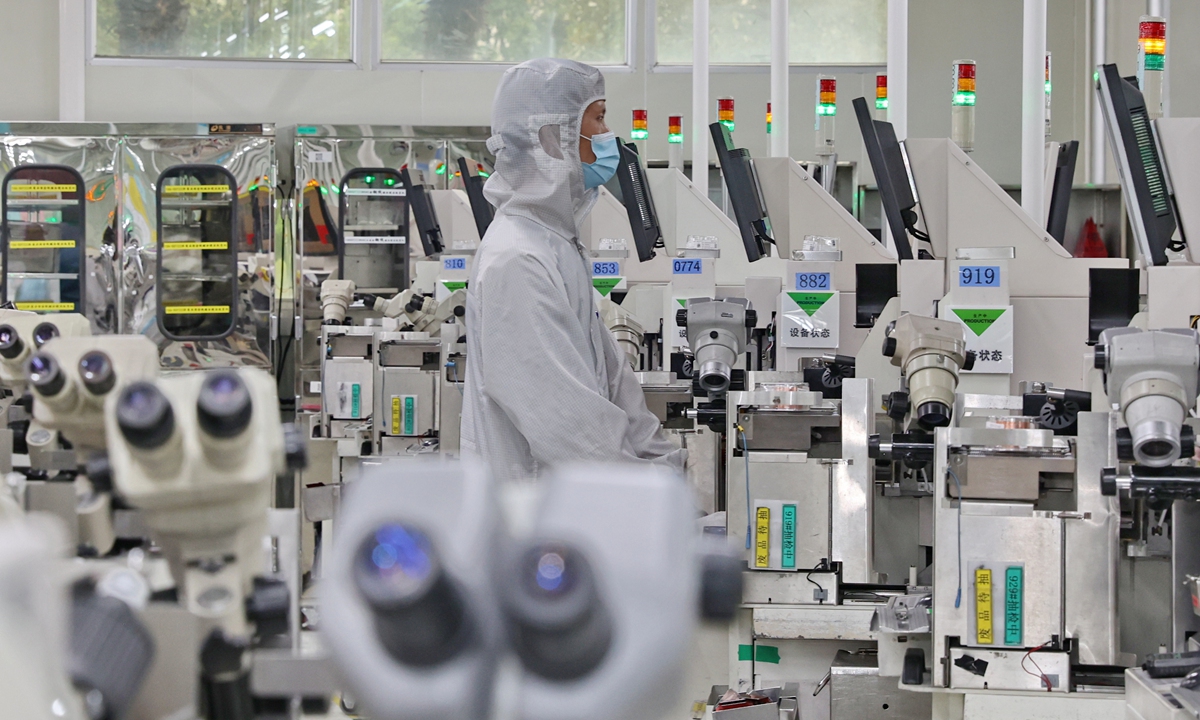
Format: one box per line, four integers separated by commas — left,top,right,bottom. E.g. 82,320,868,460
795,272,831,291
443,256,467,271
592,261,620,276
959,265,1000,287
672,258,703,275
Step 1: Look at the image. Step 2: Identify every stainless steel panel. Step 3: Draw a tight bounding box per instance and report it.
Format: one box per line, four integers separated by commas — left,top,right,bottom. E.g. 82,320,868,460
1174,501,1200,652
830,649,932,720
834,378,875,584
377,368,437,437
726,451,831,570
949,453,1075,502
743,570,839,605
379,341,439,367
948,647,1070,692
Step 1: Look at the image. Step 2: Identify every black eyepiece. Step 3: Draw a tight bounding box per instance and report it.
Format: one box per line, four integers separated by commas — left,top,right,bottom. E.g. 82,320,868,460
197,371,253,439
116,382,175,450
31,322,59,348
26,353,65,397
0,325,24,359
79,351,116,395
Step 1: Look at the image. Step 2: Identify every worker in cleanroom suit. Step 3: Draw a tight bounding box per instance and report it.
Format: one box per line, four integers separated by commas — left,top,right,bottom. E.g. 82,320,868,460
461,58,686,481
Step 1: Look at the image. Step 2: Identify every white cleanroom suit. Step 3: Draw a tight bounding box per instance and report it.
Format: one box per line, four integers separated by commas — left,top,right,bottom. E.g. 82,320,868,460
461,58,686,481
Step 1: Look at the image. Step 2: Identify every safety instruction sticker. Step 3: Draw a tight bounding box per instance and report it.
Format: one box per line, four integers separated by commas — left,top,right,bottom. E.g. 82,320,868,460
754,507,770,568
164,305,231,315
946,305,1013,374
781,504,797,569
162,184,230,194
1004,567,1024,646
391,395,417,436
975,568,994,644
15,302,74,312
592,276,625,298
343,236,406,244
780,291,839,349
8,184,76,193
10,240,76,249
163,241,228,251
344,188,405,197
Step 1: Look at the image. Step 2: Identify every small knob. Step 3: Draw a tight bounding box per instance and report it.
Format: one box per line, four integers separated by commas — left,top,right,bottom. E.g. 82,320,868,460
882,336,897,357
1094,345,1107,370
962,350,976,372
1100,467,1118,496
745,309,757,328
675,309,688,327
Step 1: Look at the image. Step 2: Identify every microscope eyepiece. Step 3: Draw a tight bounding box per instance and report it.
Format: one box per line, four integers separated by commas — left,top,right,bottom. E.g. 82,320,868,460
0,325,24,359
196,371,253,439
27,353,65,397
31,322,59,348
79,351,116,395
116,382,175,450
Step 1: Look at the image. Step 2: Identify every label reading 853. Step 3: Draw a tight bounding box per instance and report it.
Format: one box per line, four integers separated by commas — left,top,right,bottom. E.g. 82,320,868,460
592,261,620,276
959,265,1000,287
443,256,467,271
795,272,831,290
672,258,703,275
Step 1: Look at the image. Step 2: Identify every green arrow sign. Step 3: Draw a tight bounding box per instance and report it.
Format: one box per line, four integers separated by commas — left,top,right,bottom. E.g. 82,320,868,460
678,298,688,307
592,277,622,297
787,292,834,316
952,308,1007,336
441,280,467,292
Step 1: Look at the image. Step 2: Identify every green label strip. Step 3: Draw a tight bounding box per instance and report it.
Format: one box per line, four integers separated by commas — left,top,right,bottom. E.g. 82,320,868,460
351,383,361,418
786,292,834,316
781,504,796,569
737,644,781,664
1004,566,1023,646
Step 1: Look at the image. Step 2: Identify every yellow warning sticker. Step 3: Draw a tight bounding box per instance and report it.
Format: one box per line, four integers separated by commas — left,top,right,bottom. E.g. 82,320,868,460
162,184,231,194
10,240,76,249
975,568,994,644
162,241,229,251
754,507,770,568
164,305,230,315
9,184,77,193
14,302,75,311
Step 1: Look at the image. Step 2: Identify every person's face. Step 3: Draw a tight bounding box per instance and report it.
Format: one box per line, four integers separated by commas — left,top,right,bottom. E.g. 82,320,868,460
578,100,608,164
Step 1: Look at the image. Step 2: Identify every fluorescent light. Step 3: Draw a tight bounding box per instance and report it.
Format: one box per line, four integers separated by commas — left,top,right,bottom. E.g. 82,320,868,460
280,51,291,58
259,12,269,22
274,10,288,19
226,33,237,43
312,20,335,36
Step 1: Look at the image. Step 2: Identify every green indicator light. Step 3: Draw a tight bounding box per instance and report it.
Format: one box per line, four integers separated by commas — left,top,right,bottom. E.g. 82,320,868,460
817,104,837,116
952,92,976,107
384,177,395,186
319,186,328,195
630,128,648,140
435,164,446,175
668,133,683,144
1045,81,1052,94
766,122,772,134
720,119,735,132
876,98,889,110
330,185,340,193
1144,53,1165,71
478,171,490,178
364,175,375,185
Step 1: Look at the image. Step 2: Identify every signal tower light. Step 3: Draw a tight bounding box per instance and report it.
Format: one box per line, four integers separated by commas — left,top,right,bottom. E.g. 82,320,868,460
668,115,683,144
951,60,977,153
766,103,773,135
817,78,837,117
875,73,888,110
1139,17,1166,71
718,98,735,132
631,109,648,141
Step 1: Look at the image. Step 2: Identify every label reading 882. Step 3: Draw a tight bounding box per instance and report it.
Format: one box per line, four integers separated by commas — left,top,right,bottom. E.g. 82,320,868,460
592,261,620,276
795,272,831,290
443,256,467,271
959,265,1000,287
672,258,703,275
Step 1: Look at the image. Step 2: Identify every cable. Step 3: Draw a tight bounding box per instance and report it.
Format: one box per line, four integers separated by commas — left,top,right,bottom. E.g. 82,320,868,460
739,427,751,550
1021,642,1054,691
948,467,964,609
446,359,464,396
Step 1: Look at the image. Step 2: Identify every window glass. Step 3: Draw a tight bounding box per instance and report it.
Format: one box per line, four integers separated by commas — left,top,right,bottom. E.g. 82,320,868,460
655,0,886,66
94,0,352,60
381,0,627,64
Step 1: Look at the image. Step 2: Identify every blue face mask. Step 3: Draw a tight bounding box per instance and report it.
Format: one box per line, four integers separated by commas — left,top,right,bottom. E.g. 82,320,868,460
580,131,619,189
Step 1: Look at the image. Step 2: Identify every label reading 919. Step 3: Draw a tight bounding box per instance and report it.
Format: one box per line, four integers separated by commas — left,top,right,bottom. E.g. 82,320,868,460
795,272,831,290
443,256,467,271
672,258,703,275
592,261,620,276
959,265,1000,287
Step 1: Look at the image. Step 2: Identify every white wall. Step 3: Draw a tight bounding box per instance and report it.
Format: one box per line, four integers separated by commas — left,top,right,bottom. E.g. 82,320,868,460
1,0,1185,186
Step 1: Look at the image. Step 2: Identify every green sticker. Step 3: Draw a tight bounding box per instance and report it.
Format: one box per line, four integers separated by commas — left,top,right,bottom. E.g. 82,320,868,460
351,383,361,418
782,505,797,569
296,125,318,135
404,396,416,435
1004,566,1023,645
593,277,622,297
952,308,1007,336
678,298,688,307
441,280,467,292
787,292,834,316
737,644,781,664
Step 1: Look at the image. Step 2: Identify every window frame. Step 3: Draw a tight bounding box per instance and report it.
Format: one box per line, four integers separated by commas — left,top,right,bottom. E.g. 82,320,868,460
371,0,637,72
85,0,368,69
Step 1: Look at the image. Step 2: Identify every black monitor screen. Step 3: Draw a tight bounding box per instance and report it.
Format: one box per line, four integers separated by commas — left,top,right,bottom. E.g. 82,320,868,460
853,97,915,261
615,140,662,262
456,157,493,239
401,167,444,257
1046,140,1079,244
1097,63,1177,265
709,122,771,262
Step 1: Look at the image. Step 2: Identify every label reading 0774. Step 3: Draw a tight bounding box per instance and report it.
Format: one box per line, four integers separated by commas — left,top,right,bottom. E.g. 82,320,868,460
672,258,704,275
959,265,1000,287
443,256,467,271
592,261,620,276
795,272,831,291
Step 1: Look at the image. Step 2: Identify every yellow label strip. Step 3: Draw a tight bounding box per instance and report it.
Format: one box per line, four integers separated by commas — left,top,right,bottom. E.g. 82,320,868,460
975,568,994,645
14,302,75,311
164,305,231,315
162,241,229,251
162,184,231,194
10,240,76,249
754,507,770,568
9,184,77,193
391,396,401,436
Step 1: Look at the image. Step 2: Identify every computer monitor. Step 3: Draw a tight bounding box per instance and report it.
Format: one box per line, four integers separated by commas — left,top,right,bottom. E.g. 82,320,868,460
456,157,493,239
1097,63,1179,266
708,122,772,262
1046,140,1079,245
401,167,445,257
852,97,915,261
615,140,662,262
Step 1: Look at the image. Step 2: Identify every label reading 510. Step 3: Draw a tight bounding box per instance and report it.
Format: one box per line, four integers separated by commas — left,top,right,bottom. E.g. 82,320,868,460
443,256,467,271
672,258,703,275
959,265,1000,287
795,272,831,290
592,261,620,276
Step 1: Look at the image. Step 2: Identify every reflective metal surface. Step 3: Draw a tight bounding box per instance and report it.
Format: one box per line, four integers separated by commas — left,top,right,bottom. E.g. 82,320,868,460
832,378,874,584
